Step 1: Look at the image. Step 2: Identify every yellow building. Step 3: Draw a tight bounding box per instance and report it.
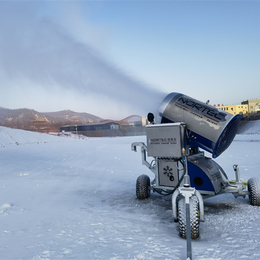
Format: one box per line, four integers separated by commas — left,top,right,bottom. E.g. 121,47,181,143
215,104,249,118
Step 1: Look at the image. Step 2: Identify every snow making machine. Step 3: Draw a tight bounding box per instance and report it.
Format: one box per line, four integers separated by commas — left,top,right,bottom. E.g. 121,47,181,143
132,92,260,240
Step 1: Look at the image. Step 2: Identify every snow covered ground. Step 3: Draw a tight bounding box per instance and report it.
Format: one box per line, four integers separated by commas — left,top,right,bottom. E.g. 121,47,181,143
0,125,260,260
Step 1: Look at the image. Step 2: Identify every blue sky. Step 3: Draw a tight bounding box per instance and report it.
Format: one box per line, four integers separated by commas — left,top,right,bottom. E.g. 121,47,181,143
86,1,260,101
0,1,259,119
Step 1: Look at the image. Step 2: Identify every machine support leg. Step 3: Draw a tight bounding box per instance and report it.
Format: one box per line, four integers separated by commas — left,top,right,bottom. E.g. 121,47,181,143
233,164,241,183
172,182,204,260
186,201,192,260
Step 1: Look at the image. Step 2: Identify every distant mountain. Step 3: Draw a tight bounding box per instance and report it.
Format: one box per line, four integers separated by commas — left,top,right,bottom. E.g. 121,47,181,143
0,107,50,122
43,110,103,124
0,107,103,124
0,107,142,133
0,107,104,132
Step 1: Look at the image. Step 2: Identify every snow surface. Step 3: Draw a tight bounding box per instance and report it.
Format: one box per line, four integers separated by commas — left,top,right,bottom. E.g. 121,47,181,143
0,127,68,147
238,120,260,135
0,125,260,259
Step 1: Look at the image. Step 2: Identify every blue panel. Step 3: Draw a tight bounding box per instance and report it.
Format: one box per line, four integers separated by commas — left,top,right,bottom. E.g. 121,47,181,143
188,162,215,192
186,131,215,155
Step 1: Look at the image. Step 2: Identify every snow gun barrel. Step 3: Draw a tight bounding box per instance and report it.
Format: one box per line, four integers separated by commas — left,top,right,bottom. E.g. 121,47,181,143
156,92,241,158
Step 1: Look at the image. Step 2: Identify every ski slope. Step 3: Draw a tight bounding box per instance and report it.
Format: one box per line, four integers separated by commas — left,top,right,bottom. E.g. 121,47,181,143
0,125,259,259
0,127,68,147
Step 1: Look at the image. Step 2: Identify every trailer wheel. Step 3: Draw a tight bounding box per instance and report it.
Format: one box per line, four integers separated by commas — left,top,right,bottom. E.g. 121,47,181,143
178,197,200,240
248,177,260,206
136,174,150,200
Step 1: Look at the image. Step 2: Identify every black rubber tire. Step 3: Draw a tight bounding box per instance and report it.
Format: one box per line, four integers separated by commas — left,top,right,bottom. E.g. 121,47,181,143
248,177,260,206
178,197,200,240
136,174,150,200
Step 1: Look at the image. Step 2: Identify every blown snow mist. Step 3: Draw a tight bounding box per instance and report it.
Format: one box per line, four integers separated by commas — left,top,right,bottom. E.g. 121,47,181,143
0,2,166,118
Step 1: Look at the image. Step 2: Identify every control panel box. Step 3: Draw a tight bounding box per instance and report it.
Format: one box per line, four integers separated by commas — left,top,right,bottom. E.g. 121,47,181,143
158,159,179,188
146,123,183,158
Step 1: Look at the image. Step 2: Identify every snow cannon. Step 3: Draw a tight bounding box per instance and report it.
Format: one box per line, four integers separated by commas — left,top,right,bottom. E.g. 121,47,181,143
156,92,241,158
132,91,260,251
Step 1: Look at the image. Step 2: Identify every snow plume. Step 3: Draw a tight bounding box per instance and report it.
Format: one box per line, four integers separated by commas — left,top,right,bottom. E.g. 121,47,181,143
0,2,166,119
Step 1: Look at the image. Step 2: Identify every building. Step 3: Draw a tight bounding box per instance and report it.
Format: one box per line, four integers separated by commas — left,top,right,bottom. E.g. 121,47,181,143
60,122,120,132
215,104,249,118
214,99,260,120
241,99,260,114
